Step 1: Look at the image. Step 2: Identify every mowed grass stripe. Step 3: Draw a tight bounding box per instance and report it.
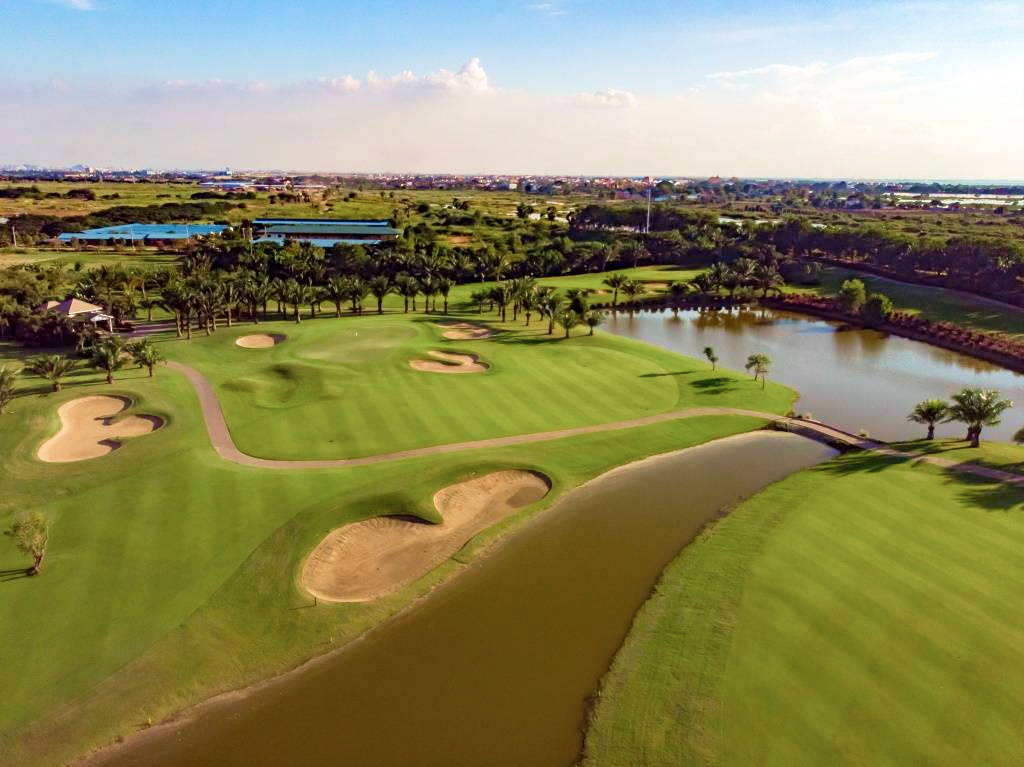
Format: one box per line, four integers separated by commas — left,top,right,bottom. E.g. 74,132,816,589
585,450,1024,767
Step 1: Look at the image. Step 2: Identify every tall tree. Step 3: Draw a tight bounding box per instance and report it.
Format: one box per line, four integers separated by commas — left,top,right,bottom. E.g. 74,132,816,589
0,365,19,414
129,339,165,377
7,511,49,575
90,338,127,384
27,354,78,392
745,353,772,389
703,346,719,371
907,399,949,440
946,388,1013,448
602,273,628,308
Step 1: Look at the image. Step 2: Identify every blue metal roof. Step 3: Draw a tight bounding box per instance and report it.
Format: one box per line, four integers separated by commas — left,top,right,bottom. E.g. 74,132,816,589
58,223,228,242
253,218,392,226
253,234,382,246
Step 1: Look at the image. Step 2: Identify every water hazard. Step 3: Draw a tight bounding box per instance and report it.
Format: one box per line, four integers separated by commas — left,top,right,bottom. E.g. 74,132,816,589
606,307,1024,442
91,432,835,767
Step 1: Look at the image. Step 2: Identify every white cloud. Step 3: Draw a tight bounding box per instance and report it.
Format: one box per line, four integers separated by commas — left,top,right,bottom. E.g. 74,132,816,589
42,0,95,9
2,52,1023,179
527,3,568,17
575,88,638,109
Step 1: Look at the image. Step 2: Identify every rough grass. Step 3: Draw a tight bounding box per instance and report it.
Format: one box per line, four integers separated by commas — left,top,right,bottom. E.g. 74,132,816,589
0,312,788,767
583,448,1024,766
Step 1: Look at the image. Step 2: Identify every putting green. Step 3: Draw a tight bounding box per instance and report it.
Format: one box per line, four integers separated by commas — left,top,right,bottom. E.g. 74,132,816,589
294,325,418,364
584,448,1024,766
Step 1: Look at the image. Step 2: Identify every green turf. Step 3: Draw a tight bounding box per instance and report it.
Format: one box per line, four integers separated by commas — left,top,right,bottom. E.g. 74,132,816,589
889,437,1024,474
0,311,791,766
157,311,793,460
583,448,1024,766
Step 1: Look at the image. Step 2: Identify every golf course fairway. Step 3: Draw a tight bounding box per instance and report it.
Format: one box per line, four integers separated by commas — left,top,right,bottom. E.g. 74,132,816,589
583,448,1024,766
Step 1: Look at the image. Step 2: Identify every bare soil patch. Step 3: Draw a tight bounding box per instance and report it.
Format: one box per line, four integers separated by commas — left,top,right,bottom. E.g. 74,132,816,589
235,333,286,349
410,350,488,374
301,470,551,602
37,395,163,463
439,321,495,340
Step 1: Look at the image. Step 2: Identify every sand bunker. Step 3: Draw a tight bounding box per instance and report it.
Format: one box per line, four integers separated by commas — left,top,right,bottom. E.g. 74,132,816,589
235,333,286,349
302,470,550,602
439,322,494,340
409,350,488,374
37,395,163,463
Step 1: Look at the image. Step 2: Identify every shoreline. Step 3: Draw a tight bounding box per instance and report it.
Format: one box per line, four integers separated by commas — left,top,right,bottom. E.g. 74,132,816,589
76,428,787,767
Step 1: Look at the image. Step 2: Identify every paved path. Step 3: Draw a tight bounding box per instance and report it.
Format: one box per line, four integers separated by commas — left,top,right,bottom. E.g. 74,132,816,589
166,361,1024,485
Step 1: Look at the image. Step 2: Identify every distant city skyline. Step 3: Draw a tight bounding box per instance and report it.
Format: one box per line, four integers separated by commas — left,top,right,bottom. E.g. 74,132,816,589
4,0,1023,177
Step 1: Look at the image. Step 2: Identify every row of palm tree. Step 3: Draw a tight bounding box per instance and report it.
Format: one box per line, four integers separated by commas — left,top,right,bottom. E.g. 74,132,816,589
466,279,605,337
15,338,165,396
908,390,1015,447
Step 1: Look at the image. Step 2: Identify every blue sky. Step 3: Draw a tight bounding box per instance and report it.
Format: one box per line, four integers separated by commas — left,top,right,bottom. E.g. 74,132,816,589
3,0,1023,177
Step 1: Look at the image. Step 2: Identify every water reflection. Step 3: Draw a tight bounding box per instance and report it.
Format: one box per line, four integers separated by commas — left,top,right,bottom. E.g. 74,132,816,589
606,308,1024,442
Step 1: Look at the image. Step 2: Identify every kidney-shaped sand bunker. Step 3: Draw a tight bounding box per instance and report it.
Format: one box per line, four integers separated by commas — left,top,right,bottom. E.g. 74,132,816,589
235,333,286,349
37,395,163,463
301,470,551,602
409,350,488,374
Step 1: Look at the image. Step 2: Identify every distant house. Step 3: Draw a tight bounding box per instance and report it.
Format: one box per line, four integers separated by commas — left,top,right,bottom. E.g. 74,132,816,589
251,218,401,248
40,297,114,331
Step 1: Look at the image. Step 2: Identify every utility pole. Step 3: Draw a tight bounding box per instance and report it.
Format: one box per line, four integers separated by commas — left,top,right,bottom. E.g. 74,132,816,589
10,224,16,248
645,176,653,233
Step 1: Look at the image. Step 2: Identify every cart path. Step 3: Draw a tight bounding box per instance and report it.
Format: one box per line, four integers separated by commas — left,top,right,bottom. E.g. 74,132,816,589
166,361,1024,485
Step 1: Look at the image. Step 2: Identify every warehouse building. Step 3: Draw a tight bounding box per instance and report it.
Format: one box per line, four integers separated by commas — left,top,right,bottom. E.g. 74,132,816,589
252,218,401,248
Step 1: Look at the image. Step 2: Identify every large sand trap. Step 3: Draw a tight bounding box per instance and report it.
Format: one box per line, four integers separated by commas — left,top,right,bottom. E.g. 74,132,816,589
37,395,163,463
439,321,494,340
302,470,550,602
409,350,488,374
235,333,286,349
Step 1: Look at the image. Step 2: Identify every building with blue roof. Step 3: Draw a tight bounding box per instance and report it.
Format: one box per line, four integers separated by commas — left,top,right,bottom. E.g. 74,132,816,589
58,223,228,244
251,218,400,248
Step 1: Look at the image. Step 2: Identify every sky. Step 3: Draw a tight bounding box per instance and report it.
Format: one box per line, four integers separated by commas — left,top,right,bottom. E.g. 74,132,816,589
2,0,1023,178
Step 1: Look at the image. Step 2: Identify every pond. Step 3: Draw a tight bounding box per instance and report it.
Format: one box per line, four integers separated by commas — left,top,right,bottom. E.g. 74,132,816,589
89,433,835,767
605,307,1024,443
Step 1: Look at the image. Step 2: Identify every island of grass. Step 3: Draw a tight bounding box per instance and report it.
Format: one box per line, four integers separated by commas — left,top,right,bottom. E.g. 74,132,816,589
583,443,1024,766
0,310,793,767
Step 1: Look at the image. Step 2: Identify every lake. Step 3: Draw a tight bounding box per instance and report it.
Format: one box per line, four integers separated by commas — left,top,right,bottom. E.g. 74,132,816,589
605,307,1024,443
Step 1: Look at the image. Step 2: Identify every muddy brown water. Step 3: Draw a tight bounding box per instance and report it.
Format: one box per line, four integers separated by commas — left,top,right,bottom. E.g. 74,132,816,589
90,433,835,767
606,307,1024,443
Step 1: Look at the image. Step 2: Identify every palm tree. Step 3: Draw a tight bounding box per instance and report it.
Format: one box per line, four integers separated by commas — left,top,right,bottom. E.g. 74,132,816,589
602,273,628,308
620,280,644,312
368,276,392,315
139,296,163,322
1014,426,1024,445
27,354,78,392
436,277,454,314
946,388,1013,448
395,275,420,313
469,288,490,315
490,283,513,322
752,264,785,297
703,346,719,371
130,339,165,377
91,338,127,384
584,310,605,336
745,353,771,390
706,262,731,295
0,365,20,414
324,276,349,317
557,308,582,338
539,292,565,335
907,399,949,440
667,281,689,314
